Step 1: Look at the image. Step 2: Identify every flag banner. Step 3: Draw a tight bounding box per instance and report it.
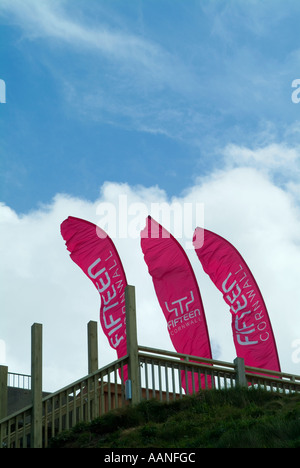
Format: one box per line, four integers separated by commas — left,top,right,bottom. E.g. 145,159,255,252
61,216,128,378
193,227,281,376
141,216,213,393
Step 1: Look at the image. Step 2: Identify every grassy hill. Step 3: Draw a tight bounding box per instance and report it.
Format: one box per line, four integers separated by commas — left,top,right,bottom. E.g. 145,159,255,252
49,387,300,448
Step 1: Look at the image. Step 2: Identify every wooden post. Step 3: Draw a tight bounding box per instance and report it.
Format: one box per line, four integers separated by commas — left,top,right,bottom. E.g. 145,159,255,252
0,366,8,420
234,357,247,387
125,285,140,405
88,321,98,374
31,323,43,448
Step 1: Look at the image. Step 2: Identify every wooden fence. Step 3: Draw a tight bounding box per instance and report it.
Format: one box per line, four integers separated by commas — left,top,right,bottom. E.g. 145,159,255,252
1,286,300,448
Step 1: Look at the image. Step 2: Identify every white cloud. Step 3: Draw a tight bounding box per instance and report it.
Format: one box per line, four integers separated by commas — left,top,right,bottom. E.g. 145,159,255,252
224,143,300,177
1,154,300,391
3,0,298,149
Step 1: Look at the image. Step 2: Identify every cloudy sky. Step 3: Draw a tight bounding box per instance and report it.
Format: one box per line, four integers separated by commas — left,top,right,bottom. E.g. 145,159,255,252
1,0,300,391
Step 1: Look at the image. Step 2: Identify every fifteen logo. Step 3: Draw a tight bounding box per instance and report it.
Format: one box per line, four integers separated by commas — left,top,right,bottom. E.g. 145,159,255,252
87,251,126,349
166,291,202,334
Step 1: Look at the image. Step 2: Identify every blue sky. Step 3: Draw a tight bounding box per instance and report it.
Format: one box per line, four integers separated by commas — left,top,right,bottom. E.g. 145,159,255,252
1,1,300,390
1,0,300,213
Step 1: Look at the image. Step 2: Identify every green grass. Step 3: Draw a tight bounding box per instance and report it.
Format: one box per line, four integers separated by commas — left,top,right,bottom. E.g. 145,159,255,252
49,387,300,448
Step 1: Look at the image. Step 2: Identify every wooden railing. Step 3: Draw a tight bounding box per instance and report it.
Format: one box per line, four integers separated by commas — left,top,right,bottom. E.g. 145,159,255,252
7,373,31,390
1,345,299,448
138,346,300,398
1,286,300,448
138,346,236,400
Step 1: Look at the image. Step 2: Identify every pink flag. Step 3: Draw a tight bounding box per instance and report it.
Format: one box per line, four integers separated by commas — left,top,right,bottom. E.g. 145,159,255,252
141,216,212,393
60,217,128,377
193,227,281,375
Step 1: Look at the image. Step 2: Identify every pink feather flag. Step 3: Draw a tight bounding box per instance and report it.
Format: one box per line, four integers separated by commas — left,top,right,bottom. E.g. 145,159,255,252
141,216,213,393
193,227,281,375
61,216,128,378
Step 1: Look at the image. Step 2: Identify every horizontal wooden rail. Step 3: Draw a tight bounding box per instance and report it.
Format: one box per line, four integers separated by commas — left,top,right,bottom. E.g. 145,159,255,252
1,296,299,448
1,347,300,448
1,355,129,448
